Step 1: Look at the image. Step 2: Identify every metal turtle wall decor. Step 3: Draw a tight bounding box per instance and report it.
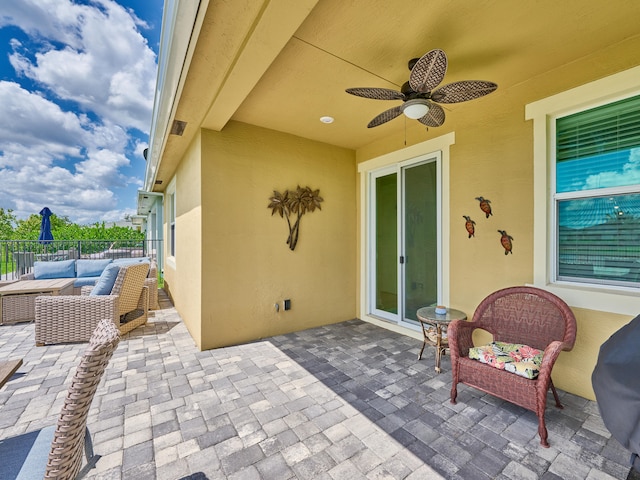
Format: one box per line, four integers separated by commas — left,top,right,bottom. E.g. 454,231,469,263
498,229,514,255
268,185,323,251
463,215,476,238
475,196,492,218
463,196,514,255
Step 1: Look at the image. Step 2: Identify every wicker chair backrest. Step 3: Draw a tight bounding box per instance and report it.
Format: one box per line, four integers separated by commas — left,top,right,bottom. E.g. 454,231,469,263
110,263,150,316
472,286,577,351
45,318,120,479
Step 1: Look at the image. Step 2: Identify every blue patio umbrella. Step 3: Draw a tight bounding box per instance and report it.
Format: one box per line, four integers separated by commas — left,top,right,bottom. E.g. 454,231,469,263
38,207,54,245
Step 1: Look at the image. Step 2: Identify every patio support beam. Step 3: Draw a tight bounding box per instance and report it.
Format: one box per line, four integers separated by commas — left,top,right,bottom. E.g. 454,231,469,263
200,0,320,132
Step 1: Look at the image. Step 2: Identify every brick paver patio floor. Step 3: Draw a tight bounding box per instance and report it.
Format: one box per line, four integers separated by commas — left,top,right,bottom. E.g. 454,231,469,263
0,290,634,479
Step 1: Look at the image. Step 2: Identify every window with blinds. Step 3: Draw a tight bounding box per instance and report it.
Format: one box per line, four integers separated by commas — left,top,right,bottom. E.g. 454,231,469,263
169,191,176,257
555,94,640,286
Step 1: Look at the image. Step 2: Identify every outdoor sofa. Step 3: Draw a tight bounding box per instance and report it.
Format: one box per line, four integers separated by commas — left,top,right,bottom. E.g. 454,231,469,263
21,257,158,309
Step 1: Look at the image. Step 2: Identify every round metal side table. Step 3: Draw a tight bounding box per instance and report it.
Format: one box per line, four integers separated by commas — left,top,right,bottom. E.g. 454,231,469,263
416,306,467,373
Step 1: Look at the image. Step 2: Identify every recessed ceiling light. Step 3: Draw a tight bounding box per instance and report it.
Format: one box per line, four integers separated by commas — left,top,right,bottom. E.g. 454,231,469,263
319,116,334,124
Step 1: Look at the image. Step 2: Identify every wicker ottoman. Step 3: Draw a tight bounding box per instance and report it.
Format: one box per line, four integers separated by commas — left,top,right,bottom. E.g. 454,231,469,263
0,279,75,325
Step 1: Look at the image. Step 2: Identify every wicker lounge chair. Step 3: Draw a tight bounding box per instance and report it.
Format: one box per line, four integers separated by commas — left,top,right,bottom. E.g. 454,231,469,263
0,318,120,479
448,286,577,447
34,262,149,345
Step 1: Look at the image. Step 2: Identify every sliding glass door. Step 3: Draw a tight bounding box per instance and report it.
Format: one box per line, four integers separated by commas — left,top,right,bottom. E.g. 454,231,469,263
402,160,438,323
371,168,398,320
369,155,440,325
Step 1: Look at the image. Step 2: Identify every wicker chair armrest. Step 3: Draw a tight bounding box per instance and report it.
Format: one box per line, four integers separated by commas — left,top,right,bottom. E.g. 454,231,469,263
137,285,149,310
540,340,565,373
143,277,158,310
148,260,157,279
36,294,119,311
20,273,35,280
531,339,567,413
80,286,94,296
448,319,476,358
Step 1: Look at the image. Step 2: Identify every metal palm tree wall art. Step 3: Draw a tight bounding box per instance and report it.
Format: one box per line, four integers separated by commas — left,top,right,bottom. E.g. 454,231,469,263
268,186,323,251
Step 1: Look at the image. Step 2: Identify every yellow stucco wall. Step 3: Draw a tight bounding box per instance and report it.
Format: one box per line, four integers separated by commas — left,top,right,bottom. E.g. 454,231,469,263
354,37,640,400
160,32,640,399
197,121,356,350
163,133,203,347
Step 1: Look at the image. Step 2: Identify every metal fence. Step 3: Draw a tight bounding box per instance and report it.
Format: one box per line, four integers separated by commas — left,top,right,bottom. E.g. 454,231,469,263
0,239,163,280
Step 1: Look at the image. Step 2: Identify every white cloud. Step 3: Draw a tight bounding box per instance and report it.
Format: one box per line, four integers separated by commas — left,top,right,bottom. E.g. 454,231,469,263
0,0,88,48
0,81,85,163
0,0,157,224
0,158,141,224
86,121,129,152
75,149,130,185
133,139,149,159
583,148,640,190
2,0,156,132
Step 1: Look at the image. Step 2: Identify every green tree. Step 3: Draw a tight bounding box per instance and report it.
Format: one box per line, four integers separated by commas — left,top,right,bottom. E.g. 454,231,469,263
10,214,143,242
0,208,17,240
13,214,42,240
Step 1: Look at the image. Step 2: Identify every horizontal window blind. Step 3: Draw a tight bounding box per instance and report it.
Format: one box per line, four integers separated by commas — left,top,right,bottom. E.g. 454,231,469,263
557,95,640,163
557,195,640,286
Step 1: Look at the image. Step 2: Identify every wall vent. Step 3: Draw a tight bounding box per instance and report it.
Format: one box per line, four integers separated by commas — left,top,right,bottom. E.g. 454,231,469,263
170,120,187,136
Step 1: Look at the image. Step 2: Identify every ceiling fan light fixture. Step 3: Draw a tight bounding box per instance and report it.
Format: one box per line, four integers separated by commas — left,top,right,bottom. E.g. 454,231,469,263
402,99,430,119
346,49,495,128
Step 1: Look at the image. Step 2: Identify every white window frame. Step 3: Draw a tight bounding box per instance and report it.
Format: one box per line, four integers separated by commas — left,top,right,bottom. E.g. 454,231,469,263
526,65,640,315
166,177,176,269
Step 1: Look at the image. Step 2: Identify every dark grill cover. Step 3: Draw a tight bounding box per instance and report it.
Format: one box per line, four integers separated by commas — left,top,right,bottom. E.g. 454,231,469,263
592,314,640,469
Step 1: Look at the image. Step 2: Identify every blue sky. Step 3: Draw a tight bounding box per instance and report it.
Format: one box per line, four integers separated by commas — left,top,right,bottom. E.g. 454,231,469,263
0,0,163,224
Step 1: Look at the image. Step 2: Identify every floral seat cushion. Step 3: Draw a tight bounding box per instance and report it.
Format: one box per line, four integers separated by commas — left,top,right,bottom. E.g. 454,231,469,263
468,341,543,379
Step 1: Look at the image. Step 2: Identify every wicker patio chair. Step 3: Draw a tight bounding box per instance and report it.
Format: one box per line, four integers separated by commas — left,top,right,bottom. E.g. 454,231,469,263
34,262,149,345
0,318,120,479
448,286,577,447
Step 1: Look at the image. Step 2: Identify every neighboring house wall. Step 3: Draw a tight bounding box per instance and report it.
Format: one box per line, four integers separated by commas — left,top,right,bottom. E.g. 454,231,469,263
355,35,640,400
146,195,164,276
177,121,357,350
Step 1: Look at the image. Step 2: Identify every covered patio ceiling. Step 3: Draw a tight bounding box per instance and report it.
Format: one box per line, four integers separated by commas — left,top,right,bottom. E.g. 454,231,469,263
149,0,640,189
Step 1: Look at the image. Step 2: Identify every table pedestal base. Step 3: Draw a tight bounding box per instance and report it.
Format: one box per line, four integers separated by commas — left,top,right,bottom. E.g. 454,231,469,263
416,307,467,374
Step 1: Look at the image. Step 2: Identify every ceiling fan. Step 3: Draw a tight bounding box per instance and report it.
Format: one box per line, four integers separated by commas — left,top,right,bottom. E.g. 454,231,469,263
346,49,497,128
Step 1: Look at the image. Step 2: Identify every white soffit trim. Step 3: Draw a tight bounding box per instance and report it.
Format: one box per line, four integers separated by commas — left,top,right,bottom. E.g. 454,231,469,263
144,0,203,192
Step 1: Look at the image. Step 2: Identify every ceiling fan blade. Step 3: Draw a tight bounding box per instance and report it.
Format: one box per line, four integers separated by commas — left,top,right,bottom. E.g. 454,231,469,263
346,87,405,101
418,103,445,127
367,105,404,128
431,80,498,103
409,49,448,93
